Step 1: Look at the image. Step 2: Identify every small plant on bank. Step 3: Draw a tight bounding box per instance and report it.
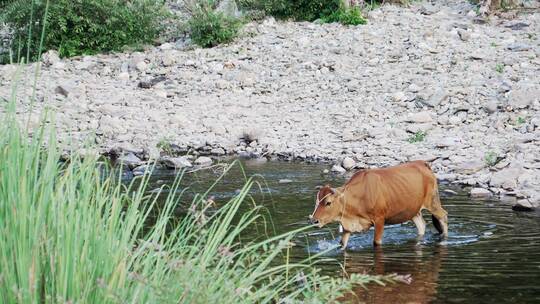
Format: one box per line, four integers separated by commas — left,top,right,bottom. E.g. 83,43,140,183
157,137,174,154
407,131,427,143
484,151,497,167
516,116,526,125
495,63,504,73
320,6,367,25
188,10,241,48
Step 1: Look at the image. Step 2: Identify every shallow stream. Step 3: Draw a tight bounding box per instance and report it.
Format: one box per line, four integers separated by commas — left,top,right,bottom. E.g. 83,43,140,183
144,160,540,303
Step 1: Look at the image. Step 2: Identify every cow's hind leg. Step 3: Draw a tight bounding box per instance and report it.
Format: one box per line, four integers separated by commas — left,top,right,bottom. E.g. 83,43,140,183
427,189,448,237
340,230,351,250
412,212,426,236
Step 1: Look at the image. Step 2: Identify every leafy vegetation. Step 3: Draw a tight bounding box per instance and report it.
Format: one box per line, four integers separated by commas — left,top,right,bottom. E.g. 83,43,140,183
0,0,168,63
495,63,504,73
240,0,343,22
188,9,242,48
407,131,427,143
320,6,367,25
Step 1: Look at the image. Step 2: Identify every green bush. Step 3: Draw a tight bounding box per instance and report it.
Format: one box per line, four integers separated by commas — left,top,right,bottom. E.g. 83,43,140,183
0,0,168,63
188,10,241,48
320,6,367,25
240,0,343,22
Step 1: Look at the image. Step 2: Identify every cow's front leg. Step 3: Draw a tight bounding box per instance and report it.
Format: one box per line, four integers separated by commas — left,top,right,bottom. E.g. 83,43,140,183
373,218,384,246
340,230,351,250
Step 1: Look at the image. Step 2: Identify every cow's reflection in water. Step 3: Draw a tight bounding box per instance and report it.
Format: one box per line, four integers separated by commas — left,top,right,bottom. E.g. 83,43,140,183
342,243,447,304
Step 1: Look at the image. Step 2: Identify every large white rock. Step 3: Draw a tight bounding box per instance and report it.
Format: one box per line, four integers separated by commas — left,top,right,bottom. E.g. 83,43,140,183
490,167,522,189
341,157,356,170
405,111,433,123
194,156,213,167
331,165,346,174
160,156,192,169
469,188,492,198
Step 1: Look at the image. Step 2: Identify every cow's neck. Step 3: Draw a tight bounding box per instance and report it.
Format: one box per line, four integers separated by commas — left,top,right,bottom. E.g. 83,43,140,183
336,187,372,233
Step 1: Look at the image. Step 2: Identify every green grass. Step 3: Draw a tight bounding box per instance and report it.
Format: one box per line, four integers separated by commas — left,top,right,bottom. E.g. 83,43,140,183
407,131,427,143
495,63,504,73
157,137,174,154
0,85,399,302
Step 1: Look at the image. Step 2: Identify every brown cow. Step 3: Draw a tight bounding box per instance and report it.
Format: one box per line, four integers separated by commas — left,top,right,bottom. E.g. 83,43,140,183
309,160,448,249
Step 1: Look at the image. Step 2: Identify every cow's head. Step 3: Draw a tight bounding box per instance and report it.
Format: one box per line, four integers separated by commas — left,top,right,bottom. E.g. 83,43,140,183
309,185,343,227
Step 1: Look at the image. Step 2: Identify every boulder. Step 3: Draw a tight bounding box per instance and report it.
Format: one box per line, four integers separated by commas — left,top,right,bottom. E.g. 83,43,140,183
160,156,192,169
485,99,499,113
454,160,485,175
216,0,241,18
210,147,226,155
194,156,213,167
341,157,356,170
331,165,346,174
425,89,449,107
469,187,492,198
490,167,522,189
508,85,540,109
512,200,535,212
405,111,433,123
118,152,142,168
133,165,152,176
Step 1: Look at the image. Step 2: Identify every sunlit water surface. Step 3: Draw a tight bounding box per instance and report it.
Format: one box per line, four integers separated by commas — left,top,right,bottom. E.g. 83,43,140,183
141,160,540,303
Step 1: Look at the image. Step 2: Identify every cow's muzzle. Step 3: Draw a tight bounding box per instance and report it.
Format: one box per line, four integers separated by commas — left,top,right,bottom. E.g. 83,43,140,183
308,215,319,225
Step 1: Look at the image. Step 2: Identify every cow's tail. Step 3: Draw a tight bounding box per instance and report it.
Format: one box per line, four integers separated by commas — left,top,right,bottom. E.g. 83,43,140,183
431,186,444,234
422,159,445,234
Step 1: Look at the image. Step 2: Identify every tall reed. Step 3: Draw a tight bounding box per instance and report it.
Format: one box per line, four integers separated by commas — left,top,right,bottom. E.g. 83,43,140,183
0,99,393,303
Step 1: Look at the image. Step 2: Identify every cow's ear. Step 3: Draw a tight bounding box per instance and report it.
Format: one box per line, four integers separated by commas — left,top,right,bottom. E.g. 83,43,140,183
315,185,322,190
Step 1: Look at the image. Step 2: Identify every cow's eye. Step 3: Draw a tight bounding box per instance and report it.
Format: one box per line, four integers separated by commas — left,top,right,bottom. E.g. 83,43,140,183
325,200,332,206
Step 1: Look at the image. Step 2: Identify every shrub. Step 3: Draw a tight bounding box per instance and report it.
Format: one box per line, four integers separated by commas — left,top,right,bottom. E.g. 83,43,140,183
239,0,343,22
188,9,241,48
320,6,367,25
0,0,168,63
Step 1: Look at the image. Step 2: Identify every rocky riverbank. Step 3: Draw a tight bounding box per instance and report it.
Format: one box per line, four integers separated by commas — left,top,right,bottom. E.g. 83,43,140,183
1,1,539,207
